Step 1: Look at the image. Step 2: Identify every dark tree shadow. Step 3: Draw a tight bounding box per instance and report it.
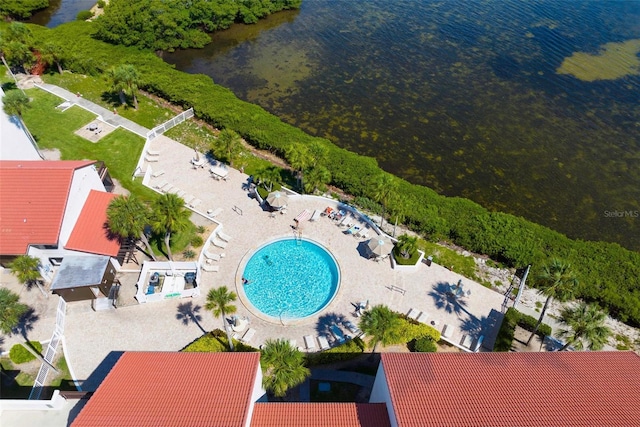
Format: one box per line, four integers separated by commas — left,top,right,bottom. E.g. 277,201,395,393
80,351,124,392
459,308,504,351
12,307,39,341
315,312,349,345
1,82,17,91
100,91,126,108
176,301,206,334
427,281,471,317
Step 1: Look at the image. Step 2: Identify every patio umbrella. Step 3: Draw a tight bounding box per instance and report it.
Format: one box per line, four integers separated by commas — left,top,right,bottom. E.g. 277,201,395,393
266,190,288,209
367,235,392,257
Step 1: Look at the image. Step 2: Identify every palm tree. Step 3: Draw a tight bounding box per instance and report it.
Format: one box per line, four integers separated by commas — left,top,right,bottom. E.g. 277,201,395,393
216,129,242,166
8,255,41,289
556,302,611,351
396,234,418,259
285,143,312,192
39,42,64,74
254,165,281,192
0,287,29,335
260,338,310,398
205,286,237,351
107,64,141,109
2,89,30,118
303,166,331,194
359,304,404,359
150,193,191,261
107,195,157,261
369,173,398,229
526,259,578,345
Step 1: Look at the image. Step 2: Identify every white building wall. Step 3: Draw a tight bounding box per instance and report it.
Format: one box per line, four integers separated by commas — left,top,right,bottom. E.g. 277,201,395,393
58,165,105,247
369,362,398,427
246,362,266,426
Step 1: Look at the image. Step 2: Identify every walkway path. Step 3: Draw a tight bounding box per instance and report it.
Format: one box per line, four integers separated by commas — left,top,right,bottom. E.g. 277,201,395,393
35,83,149,137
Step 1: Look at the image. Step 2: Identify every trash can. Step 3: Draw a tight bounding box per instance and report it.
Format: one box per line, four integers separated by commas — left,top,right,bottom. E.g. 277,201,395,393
426,256,433,266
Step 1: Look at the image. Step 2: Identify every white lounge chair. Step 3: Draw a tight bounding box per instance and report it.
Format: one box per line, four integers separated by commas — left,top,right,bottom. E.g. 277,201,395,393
310,209,322,221
217,230,232,242
183,194,195,204
407,308,420,320
145,156,159,163
154,180,167,189
207,207,223,218
151,169,165,178
211,237,227,249
331,324,346,343
241,328,256,344
204,250,221,261
461,335,473,348
147,149,160,156
343,321,362,337
189,198,202,208
317,335,330,351
304,335,316,350
416,312,429,324
442,324,453,338
202,264,219,273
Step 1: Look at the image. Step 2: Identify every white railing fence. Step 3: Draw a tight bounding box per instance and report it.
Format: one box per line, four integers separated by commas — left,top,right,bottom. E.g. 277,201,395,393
29,298,66,400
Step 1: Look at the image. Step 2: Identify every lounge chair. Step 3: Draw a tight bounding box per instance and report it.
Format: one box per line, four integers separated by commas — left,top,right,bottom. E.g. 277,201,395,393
189,198,202,208
202,264,219,273
240,328,256,344
154,180,168,189
317,335,330,351
416,312,429,324
359,230,370,240
442,324,453,339
183,194,195,204
461,335,473,348
288,339,298,349
204,250,221,261
304,335,316,350
207,207,223,218
147,149,160,156
345,225,360,235
151,169,165,178
310,209,322,221
343,320,363,337
322,207,334,217
473,335,484,352
211,237,228,249
231,316,248,333
330,324,346,343
217,230,232,242
407,308,420,320
145,156,159,163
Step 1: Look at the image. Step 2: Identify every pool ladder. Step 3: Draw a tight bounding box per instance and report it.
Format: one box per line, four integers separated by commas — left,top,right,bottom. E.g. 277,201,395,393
294,230,302,244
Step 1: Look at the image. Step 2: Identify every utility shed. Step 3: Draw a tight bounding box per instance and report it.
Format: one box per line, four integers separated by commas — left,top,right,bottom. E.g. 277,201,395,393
50,255,116,302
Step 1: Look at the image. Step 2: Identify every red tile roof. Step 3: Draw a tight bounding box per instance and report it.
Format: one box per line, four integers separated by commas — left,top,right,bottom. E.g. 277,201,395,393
71,352,261,427
65,190,120,256
251,403,391,427
0,160,95,255
381,351,640,427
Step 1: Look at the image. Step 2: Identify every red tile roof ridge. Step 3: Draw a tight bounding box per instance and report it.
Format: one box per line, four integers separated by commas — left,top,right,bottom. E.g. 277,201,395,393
251,402,391,427
65,190,120,256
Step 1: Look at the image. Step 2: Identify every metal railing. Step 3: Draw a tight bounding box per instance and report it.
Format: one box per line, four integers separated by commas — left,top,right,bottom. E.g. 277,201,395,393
29,298,66,400
146,108,194,140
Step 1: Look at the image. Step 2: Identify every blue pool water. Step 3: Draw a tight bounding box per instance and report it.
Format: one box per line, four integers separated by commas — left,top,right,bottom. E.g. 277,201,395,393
242,238,340,320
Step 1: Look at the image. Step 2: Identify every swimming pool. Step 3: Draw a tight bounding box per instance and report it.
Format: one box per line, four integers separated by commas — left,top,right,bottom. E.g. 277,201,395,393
242,238,340,320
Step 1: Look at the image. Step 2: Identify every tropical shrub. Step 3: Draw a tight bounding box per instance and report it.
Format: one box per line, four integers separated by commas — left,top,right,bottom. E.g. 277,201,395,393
305,338,364,366
76,10,93,21
494,307,552,352
399,318,441,342
412,337,438,353
190,235,204,248
9,341,42,364
181,330,257,352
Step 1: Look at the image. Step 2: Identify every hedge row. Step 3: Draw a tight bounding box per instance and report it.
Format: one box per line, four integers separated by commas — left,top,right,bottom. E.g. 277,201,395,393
30,21,640,326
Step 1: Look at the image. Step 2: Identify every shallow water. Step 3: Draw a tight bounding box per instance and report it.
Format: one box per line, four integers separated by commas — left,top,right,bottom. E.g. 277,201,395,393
164,0,640,251
37,0,640,250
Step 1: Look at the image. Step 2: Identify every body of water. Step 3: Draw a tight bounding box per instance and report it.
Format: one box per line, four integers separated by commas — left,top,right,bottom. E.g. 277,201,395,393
37,0,640,251
29,0,96,28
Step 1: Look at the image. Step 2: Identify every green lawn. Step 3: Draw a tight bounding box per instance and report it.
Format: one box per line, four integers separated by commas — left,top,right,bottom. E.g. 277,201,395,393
20,88,156,199
43,72,175,129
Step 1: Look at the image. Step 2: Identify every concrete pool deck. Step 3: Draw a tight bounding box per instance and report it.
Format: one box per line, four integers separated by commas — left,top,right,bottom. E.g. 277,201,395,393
1,131,506,391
